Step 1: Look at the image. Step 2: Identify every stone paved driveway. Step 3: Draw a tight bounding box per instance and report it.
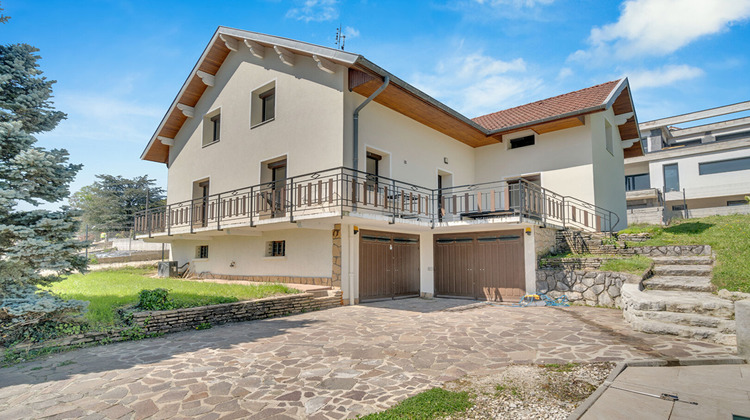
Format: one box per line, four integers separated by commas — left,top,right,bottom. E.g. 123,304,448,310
0,299,736,419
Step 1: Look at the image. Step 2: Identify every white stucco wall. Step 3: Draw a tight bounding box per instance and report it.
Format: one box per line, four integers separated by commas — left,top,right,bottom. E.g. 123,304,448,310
590,110,628,230
166,44,346,204
170,228,332,278
473,121,595,202
343,90,477,189
647,148,750,201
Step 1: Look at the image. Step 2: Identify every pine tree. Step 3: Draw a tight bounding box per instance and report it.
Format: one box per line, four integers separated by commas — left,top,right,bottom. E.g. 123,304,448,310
0,43,88,337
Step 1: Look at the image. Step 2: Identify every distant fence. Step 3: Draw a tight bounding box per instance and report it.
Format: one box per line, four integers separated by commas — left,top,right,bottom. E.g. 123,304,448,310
110,237,170,252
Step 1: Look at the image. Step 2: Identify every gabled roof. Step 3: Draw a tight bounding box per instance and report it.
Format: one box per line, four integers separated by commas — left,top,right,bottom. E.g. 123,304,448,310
141,27,644,164
473,80,620,131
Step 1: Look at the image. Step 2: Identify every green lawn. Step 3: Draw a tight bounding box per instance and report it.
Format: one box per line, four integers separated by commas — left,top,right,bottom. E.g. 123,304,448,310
361,388,473,420
621,214,750,292
599,255,652,275
46,267,299,327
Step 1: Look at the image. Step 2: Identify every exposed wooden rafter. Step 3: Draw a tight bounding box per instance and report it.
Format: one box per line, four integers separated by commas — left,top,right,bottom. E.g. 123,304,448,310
176,104,195,118
273,46,295,66
157,136,175,146
243,39,265,58
312,54,335,74
219,34,239,52
196,70,215,87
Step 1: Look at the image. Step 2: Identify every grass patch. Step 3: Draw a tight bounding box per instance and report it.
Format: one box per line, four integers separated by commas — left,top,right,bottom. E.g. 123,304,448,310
361,388,473,419
599,255,652,274
45,267,299,327
542,362,579,373
621,214,750,292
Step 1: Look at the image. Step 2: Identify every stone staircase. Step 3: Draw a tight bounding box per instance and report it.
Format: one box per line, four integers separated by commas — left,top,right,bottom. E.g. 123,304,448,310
622,254,738,346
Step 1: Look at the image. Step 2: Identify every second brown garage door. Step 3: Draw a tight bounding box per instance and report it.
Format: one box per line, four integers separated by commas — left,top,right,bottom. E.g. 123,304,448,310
434,230,525,301
359,230,420,302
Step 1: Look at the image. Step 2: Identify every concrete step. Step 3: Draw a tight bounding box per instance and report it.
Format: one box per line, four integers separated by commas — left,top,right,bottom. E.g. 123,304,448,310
628,308,735,332
621,285,735,319
651,256,713,266
652,265,713,277
623,311,736,346
643,276,716,293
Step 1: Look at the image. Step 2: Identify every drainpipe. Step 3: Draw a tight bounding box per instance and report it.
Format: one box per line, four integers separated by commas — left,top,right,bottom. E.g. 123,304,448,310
353,76,390,171
348,225,356,305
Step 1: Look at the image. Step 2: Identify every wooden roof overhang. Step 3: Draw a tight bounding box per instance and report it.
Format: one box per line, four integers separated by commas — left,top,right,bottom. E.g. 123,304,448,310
141,28,643,165
483,79,644,157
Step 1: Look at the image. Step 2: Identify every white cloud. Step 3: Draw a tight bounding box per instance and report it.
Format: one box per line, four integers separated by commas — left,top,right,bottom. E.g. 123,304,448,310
286,0,339,22
577,0,750,60
625,64,704,89
411,52,543,117
344,26,360,39
42,91,163,146
557,67,573,80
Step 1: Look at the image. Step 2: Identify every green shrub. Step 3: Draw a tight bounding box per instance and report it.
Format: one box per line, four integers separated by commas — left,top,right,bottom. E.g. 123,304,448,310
136,288,174,311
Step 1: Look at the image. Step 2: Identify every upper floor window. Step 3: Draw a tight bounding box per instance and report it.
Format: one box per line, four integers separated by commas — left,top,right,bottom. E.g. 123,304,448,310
202,109,221,146
663,163,680,192
251,81,276,127
366,151,381,190
698,156,750,176
605,119,614,155
509,135,535,149
625,173,650,191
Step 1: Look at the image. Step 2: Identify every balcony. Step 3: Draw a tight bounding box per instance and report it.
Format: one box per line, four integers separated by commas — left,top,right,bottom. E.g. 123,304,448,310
134,167,618,237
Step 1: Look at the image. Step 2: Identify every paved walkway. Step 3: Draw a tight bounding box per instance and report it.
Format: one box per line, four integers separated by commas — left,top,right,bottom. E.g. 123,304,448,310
0,299,736,419
580,363,750,419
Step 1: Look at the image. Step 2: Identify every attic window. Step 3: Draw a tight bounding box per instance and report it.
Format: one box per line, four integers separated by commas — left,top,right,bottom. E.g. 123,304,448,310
251,81,276,127
510,135,535,149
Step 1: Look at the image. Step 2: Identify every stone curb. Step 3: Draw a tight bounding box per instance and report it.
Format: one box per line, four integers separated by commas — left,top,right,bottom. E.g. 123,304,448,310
566,357,747,420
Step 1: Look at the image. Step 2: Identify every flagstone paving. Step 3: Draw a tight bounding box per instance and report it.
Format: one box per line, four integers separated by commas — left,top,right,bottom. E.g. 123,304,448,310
0,299,736,419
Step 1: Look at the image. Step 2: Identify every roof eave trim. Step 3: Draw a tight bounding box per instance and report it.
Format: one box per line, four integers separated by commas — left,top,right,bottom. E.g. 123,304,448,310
485,104,608,136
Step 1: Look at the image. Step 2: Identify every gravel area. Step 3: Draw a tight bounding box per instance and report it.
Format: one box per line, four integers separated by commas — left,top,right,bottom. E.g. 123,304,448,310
445,363,614,419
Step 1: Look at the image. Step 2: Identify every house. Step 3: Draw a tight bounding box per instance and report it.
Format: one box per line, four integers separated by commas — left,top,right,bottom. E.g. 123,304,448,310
136,27,642,304
625,101,750,225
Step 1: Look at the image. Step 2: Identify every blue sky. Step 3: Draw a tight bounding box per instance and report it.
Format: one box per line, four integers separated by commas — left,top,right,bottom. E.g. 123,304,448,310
3,0,750,205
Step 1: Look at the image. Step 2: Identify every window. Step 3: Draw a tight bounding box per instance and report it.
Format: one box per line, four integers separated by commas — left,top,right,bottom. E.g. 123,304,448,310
251,81,276,127
625,173,650,191
509,135,535,149
266,240,285,257
728,200,748,206
366,151,381,190
211,114,220,142
672,204,686,211
605,119,614,155
698,157,750,175
195,245,209,259
202,109,221,146
260,89,275,122
663,164,680,192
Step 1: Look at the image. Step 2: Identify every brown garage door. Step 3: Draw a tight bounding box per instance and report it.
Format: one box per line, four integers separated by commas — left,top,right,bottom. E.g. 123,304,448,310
434,230,525,301
359,230,420,302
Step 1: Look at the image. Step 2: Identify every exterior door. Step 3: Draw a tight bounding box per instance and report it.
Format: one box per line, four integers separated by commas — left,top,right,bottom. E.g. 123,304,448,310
434,230,525,301
359,230,420,302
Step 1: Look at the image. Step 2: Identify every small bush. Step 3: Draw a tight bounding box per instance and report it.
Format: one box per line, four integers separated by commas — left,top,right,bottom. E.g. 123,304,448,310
136,288,174,311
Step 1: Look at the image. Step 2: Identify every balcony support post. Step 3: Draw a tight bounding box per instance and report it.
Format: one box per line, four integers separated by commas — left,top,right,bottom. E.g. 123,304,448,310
289,177,295,223
217,193,222,231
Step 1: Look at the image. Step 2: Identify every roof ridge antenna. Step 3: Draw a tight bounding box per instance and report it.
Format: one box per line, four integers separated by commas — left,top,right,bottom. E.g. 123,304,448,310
335,24,346,50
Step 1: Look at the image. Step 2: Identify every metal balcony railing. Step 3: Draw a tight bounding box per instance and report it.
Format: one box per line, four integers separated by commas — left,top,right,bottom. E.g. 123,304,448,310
134,167,619,237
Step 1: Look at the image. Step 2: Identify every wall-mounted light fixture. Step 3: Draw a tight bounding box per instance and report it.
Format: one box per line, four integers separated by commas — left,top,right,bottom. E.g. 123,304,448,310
444,157,449,164
525,227,532,236
353,226,359,235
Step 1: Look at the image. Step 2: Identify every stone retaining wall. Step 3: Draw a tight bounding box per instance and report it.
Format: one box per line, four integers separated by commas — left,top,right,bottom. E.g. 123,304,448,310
539,258,605,270
631,245,711,257
536,269,644,308
9,291,342,353
131,292,342,334
198,273,332,286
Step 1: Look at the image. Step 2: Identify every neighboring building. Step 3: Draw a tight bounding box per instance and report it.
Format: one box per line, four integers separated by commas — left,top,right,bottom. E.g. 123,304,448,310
136,27,642,304
625,101,750,224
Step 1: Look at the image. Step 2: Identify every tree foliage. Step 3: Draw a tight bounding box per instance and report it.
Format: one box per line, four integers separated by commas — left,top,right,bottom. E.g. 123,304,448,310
70,174,165,232
0,43,87,339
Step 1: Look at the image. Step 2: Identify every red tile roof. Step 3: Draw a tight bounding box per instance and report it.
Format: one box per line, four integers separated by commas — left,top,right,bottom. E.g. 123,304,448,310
472,80,622,132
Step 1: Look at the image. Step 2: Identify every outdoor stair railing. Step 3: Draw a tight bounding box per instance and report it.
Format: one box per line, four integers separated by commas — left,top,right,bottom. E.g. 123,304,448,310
134,167,618,237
